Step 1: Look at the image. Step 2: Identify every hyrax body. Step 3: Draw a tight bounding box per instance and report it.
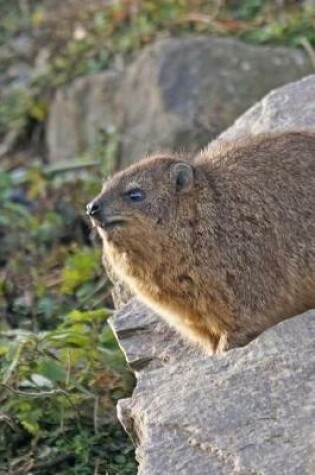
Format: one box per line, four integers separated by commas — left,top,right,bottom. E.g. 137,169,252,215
87,132,315,354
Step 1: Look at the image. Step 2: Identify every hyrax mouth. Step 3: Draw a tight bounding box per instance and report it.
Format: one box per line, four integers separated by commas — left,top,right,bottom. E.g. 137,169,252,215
100,217,127,230
86,200,127,230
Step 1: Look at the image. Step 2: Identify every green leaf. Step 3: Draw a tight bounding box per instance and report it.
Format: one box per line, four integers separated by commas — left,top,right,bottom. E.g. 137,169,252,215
4,201,30,217
0,339,9,356
20,418,40,435
100,326,118,349
47,329,90,348
37,296,55,317
65,308,110,325
60,247,101,294
37,359,66,383
0,171,12,189
0,215,9,225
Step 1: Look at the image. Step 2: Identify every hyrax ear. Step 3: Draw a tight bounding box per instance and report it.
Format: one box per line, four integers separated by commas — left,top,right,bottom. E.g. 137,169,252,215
170,162,194,194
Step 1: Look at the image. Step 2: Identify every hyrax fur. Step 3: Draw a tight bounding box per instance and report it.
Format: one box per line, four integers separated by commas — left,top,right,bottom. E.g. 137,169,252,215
87,131,315,354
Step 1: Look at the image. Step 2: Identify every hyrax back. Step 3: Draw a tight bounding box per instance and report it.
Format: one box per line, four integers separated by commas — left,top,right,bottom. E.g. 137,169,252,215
87,131,315,354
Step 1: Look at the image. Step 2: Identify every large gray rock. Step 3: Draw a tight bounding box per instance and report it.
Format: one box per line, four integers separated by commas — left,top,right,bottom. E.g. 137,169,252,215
109,74,315,474
47,70,123,163
118,37,312,167
207,74,315,152
46,37,313,165
109,299,203,374
116,311,315,475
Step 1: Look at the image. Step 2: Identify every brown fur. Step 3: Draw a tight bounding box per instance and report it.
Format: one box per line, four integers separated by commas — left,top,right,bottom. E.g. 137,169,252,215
88,131,315,354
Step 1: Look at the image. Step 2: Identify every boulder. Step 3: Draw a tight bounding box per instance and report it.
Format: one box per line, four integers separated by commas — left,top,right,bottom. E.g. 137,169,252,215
207,74,315,153
46,37,313,165
118,36,312,167
109,74,315,474
112,310,315,475
109,299,203,374
47,70,123,163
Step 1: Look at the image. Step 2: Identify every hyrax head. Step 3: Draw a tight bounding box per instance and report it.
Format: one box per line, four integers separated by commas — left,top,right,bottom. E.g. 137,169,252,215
86,155,195,252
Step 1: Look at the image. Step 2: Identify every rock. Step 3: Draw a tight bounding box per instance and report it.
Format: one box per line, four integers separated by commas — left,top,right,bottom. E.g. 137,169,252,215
47,37,313,165
116,311,315,475
109,74,315,474
47,70,123,163
118,36,312,167
208,74,315,152
109,299,203,374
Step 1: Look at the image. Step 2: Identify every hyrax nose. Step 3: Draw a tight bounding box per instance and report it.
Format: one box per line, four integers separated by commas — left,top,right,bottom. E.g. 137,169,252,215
86,200,102,219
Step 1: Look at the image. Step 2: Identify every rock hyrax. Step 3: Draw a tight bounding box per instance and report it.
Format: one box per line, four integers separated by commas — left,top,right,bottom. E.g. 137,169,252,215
87,131,315,354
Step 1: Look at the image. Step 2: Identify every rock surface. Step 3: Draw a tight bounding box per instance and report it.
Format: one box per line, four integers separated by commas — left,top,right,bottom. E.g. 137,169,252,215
109,299,203,374
47,70,123,162
109,74,315,474
113,311,315,475
207,74,315,153
47,36,313,165
118,37,312,168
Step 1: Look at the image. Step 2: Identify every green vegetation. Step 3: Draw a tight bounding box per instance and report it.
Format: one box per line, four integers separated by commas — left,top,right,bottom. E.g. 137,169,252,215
0,170,136,473
0,1,314,473
0,0,314,148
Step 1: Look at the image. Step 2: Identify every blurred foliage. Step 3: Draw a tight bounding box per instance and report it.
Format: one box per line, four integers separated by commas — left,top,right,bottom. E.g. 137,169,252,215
0,170,136,474
0,0,314,147
0,0,314,472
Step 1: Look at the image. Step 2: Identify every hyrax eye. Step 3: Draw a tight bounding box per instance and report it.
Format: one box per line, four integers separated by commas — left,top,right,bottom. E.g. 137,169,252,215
125,188,146,203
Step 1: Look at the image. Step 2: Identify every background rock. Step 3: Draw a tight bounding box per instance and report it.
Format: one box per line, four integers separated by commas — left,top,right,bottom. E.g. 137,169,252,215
47,36,313,165
118,36,312,167
47,70,123,162
109,74,315,474
207,74,315,152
